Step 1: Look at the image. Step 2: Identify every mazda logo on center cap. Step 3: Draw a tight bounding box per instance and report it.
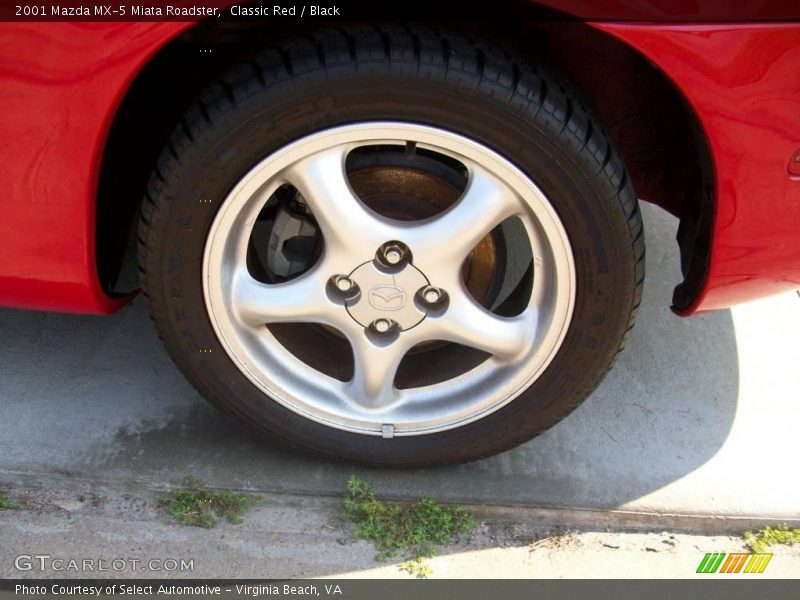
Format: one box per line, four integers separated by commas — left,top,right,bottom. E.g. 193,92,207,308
368,285,407,311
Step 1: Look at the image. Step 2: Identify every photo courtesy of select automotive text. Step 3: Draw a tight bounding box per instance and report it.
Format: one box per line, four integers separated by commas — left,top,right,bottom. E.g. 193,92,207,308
0,0,799,596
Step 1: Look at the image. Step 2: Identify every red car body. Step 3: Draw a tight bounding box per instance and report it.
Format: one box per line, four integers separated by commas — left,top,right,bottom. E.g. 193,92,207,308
1,7,799,316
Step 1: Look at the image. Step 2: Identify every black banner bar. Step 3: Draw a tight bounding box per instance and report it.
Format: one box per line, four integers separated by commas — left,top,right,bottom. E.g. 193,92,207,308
2,580,800,600
2,0,800,23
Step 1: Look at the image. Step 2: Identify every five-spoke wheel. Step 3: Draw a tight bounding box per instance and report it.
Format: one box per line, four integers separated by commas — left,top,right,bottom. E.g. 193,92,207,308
205,123,575,435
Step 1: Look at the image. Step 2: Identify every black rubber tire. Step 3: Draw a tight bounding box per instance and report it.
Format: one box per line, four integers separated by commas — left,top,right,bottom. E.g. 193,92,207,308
138,25,645,467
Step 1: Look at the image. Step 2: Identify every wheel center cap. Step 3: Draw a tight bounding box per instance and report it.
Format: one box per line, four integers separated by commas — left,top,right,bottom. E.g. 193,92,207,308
345,261,428,331
368,285,407,311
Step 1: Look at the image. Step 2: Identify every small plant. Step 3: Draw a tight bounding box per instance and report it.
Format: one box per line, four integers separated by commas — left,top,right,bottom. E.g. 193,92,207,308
156,477,262,528
341,476,474,578
399,556,433,578
529,529,582,551
0,492,15,511
744,524,800,554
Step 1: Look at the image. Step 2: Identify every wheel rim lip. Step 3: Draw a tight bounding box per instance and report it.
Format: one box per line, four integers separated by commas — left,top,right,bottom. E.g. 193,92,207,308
203,122,576,436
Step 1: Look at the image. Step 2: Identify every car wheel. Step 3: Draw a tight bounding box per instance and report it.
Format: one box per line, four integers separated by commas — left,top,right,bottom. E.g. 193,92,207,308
138,27,644,466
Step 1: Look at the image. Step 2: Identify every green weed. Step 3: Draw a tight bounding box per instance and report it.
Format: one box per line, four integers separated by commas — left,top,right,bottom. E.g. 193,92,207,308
341,475,474,578
156,477,262,528
744,524,800,554
0,492,15,511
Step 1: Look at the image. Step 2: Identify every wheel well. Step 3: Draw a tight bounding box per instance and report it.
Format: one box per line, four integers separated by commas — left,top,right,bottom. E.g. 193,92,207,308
540,23,714,311
96,19,713,311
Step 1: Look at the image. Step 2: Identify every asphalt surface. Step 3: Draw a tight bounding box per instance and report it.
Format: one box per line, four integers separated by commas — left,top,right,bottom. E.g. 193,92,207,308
1,202,799,523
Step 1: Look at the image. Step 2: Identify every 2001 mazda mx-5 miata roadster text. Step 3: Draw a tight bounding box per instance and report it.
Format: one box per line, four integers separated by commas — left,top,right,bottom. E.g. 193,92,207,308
1,1,799,465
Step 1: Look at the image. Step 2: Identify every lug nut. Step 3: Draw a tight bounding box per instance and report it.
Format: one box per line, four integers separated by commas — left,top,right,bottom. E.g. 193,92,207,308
377,242,409,266
372,318,392,333
383,246,403,264
423,287,442,304
335,276,354,292
420,286,446,306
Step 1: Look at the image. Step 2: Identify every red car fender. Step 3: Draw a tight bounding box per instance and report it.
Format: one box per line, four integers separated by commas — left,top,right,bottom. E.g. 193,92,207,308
0,20,798,314
0,22,189,313
594,23,800,313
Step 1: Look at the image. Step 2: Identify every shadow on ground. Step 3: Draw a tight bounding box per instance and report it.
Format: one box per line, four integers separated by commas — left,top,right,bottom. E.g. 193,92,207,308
0,204,739,510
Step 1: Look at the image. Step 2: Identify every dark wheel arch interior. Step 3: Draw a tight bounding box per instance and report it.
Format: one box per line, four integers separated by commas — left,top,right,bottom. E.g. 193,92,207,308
96,18,714,312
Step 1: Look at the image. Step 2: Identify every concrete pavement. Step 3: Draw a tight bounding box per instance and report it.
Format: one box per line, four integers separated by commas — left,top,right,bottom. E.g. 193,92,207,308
1,480,799,578
1,202,799,523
